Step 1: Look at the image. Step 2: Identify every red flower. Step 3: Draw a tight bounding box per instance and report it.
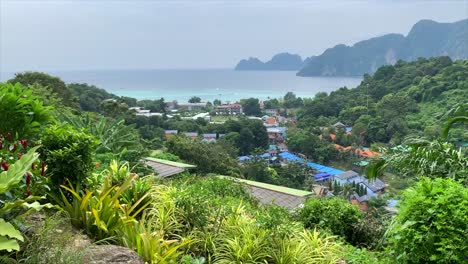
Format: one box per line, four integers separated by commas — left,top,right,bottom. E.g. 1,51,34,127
17,153,24,159
26,172,31,185
27,189,31,197
31,162,35,170
1,161,9,171
10,143,17,152
20,139,28,149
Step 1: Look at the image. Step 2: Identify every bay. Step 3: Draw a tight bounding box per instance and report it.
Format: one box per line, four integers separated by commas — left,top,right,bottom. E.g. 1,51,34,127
1,69,362,103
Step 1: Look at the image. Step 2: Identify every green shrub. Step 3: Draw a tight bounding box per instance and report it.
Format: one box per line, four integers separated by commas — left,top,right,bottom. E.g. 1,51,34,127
40,125,97,193
297,198,363,244
0,82,54,139
387,177,468,263
58,166,151,241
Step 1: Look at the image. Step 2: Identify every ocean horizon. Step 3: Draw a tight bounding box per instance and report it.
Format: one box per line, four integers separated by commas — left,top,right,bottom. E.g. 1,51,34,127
0,69,363,103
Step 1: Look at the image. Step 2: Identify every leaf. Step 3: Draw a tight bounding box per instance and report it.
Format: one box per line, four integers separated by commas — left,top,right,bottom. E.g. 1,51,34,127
0,236,20,252
0,219,23,241
0,146,39,194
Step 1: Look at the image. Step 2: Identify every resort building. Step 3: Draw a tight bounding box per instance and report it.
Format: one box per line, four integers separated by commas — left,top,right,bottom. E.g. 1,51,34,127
215,103,243,115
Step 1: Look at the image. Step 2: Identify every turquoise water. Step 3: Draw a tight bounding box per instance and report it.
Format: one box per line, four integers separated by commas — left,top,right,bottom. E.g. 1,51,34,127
1,69,362,103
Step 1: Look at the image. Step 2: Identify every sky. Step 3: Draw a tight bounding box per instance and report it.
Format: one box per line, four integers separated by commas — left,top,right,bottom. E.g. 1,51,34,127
0,0,467,71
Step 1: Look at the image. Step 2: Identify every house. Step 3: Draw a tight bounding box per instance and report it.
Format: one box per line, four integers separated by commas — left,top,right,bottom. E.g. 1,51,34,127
354,148,380,158
178,102,207,111
129,106,143,111
143,157,196,178
203,133,217,141
349,194,369,211
216,103,243,115
333,122,347,129
334,170,386,198
266,127,284,144
164,130,178,139
265,108,278,115
334,170,360,185
264,117,278,126
360,178,385,197
184,132,198,140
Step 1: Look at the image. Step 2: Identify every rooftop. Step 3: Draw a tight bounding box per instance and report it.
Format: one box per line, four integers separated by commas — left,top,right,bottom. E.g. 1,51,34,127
336,170,360,180
218,176,313,197
144,157,196,169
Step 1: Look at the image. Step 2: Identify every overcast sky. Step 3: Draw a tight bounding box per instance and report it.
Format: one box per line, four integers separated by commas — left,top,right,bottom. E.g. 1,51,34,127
0,0,467,71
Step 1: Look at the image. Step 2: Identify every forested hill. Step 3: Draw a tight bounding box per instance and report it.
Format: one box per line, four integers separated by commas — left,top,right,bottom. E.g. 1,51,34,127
297,56,468,145
297,19,468,76
235,52,305,71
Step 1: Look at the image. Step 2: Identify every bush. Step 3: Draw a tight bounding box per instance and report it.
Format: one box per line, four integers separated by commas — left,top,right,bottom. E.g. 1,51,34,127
387,178,468,263
297,197,363,244
0,82,54,139
40,125,97,193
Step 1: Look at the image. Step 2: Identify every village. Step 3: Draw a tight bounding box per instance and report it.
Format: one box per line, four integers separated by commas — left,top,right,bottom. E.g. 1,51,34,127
131,100,394,213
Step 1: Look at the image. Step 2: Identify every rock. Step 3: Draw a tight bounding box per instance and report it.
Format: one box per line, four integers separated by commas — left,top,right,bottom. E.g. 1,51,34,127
82,245,144,264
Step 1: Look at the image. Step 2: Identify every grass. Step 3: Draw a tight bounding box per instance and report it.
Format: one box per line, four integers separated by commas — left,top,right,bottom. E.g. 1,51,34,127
211,115,239,123
20,212,89,264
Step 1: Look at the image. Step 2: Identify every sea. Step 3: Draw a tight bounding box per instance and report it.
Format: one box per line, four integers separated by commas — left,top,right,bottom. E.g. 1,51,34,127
0,69,362,103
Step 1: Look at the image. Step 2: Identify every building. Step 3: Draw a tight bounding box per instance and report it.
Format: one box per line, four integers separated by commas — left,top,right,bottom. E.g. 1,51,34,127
333,122,347,129
143,157,196,178
265,108,279,115
181,112,211,121
333,170,385,198
202,133,217,141
178,103,207,111
215,103,243,115
349,194,369,211
184,132,198,140
334,170,360,185
218,176,314,209
164,130,178,139
266,127,286,144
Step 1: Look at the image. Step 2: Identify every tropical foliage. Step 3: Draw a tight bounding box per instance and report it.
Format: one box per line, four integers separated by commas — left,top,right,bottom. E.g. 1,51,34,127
0,83,54,139
386,178,468,263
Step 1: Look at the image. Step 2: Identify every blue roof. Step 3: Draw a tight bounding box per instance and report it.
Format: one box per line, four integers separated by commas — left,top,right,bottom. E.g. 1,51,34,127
260,153,271,158
279,152,303,162
345,127,352,133
307,162,344,176
314,173,332,181
239,156,251,161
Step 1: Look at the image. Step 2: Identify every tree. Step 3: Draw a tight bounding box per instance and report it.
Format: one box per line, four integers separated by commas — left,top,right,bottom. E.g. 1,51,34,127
283,92,303,108
0,83,54,139
8,72,74,106
100,99,129,118
241,98,261,116
238,128,254,155
166,135,239,175
68,83,119,112
387,178,468,263
213,99,222,106
188,96,202,103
